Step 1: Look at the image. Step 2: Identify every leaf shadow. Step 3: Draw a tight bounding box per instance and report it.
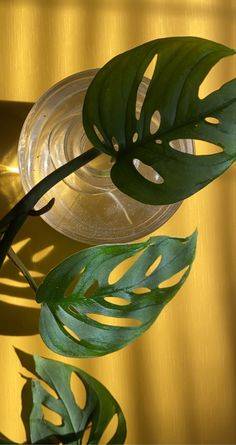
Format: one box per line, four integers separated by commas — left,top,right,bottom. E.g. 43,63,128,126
0,215,86,305
0,301,39,336
20,376,33,444
0,100,33,166
15,349,36,443
0,100,33,218
0,99,86,338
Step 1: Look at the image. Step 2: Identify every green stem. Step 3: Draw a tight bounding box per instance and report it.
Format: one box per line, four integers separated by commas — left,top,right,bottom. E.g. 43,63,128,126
8,247,38,292
0,147,101,268
0,147,100,229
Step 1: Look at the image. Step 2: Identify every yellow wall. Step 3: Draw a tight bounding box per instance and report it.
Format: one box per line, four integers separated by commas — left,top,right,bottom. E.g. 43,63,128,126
0,0,236,443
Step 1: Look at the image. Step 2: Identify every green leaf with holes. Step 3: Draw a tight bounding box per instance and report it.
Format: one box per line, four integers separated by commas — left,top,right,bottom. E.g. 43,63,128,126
37,231,197,358
83,36,236,204
30,355,126,444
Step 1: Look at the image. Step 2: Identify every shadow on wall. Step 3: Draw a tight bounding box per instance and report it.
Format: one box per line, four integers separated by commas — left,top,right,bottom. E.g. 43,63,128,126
0,101,86,336
0,101,40,336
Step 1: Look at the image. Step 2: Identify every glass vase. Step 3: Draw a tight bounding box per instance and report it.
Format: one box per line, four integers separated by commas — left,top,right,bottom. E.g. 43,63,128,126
18,69,194,244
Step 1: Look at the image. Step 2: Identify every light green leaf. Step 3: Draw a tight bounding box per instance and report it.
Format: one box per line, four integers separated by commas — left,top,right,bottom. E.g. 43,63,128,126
0,354,126,444
83,36,236,204
37,232,197,358
30,355,126,444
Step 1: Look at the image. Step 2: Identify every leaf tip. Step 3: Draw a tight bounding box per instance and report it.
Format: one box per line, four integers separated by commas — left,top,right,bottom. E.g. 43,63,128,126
187,228,198,262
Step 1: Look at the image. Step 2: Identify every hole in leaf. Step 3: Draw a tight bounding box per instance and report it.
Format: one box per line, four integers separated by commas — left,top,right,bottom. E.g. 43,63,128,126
155,139,162,144
42,404,62,426
63,324,81,342
133,287,151,294
159,266,189,288
169,139,190,152
87,313,141,327
104,296,130,306
70,372,87,410
82,424,92,444
170,139,222,155
205,116,220,125
93,125,104,143
32,245,54,263
133,132,138,143
64,268,85,297
108,251,144,285
40,380,58,399
145,255,162,276
198,55,235,99
144,53,158,80
85,280,99,298
150,110,161,135
135,86,147,120
135,54,158,120
112,136,119,151
133,159,164,184
68,305,80,315
98,414,118,444
194,140,223,155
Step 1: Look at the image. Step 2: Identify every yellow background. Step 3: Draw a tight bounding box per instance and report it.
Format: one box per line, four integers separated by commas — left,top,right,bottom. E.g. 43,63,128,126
0,0,236,443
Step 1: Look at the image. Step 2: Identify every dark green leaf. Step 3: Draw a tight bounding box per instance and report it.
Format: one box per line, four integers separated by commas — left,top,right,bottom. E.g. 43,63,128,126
83,36,236,204
30,355,126,444
37,231,197,358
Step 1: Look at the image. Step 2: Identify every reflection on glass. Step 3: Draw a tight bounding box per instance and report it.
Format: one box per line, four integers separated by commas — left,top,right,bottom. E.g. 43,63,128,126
18,70,194,244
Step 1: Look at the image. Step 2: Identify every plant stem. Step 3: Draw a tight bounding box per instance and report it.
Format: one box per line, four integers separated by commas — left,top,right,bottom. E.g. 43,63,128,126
0,147,101,268
0,147,100,229
8,247,38,292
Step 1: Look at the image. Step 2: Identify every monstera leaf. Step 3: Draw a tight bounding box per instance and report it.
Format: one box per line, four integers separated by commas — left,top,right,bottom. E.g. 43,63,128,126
0,355,126,444
83,37,236,204
30,355,126,444
0,38,234,270
37,232,197,358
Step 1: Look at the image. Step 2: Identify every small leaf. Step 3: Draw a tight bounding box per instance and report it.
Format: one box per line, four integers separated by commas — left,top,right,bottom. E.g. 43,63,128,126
83,37,236,204
30,355,126,444
37,232,197,358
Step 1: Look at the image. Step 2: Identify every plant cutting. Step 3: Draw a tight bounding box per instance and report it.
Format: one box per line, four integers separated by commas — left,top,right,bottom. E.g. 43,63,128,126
0,36,235,443
0,353,127,444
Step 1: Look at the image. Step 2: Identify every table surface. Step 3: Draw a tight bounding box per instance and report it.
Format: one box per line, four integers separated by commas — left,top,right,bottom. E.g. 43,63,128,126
0,0,235,443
